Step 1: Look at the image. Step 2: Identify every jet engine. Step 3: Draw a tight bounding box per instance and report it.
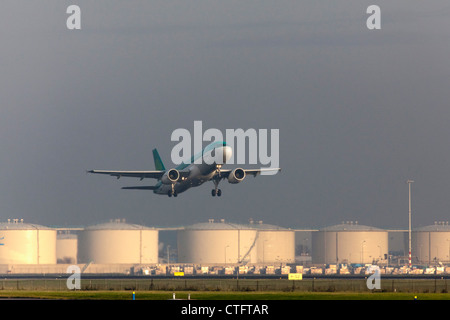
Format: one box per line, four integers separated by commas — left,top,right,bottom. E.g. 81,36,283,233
227,168,246,184
161,169,180,185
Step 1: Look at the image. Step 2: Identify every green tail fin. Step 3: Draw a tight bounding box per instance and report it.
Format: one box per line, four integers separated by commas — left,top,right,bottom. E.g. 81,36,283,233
152,148,166,171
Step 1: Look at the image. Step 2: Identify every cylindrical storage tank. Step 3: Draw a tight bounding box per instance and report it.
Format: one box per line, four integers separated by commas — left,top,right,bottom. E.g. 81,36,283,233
177,220,258,264
249,221,295,264
0,220,56,264
312,222,388,265
56,232,78,264
77,220,158,264
412,222,450,264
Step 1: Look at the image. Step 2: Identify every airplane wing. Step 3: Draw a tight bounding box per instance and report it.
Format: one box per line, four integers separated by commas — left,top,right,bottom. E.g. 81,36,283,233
216,168,281,179
88,170,165,180
121,186,159,190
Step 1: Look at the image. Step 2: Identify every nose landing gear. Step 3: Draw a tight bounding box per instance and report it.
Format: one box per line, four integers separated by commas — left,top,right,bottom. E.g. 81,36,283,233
211,179,222,197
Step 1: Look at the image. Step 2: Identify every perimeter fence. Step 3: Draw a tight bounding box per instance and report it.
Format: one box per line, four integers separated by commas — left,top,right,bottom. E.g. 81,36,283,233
0,277,449,293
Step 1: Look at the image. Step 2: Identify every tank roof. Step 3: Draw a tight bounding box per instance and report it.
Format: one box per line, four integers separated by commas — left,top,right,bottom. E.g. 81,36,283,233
0,219,53,230
247,220,291,231
185,219,292,231
414,222,450,232
84,219,155,231
320,222,385,232
185,220,254,230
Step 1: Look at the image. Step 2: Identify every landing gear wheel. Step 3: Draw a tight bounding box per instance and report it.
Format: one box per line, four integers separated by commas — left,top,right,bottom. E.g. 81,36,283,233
173,190,178,197
168,190,172,197
212,178,221,197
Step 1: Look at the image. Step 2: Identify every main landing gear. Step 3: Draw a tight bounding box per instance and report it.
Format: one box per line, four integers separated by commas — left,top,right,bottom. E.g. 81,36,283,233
211,179,222,197
168,184,177,197
168,190,178,197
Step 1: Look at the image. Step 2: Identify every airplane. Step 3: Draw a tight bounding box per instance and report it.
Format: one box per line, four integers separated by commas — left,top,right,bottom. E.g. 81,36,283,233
88,141,280,197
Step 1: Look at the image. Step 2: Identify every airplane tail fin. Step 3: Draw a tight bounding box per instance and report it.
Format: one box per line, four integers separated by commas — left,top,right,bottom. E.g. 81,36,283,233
152,148,166,171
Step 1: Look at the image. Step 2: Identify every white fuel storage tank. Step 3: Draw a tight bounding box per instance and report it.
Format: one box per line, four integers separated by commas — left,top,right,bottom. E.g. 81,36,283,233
77,219,158,264
177,219,258,264
0,219,56,264
412,222,450,264
248,220,295,264
56,232,78,264
312,221,388,265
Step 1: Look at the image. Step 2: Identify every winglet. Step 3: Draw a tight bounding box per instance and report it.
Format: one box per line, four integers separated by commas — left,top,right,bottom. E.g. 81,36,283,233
152,148,166,171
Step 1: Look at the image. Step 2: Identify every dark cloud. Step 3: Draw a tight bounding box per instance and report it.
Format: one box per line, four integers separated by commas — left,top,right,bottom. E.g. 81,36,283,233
0,1,449,231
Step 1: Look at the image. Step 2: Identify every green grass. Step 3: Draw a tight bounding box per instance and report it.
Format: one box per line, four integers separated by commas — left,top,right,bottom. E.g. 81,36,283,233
0,277,449,300
0,290,448,300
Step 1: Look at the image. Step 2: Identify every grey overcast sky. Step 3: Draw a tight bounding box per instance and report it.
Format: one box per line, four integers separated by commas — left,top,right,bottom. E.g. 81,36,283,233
0,1,450,230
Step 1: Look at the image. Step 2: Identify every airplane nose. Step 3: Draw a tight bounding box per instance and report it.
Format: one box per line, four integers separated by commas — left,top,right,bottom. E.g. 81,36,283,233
223,146,233,163
208,145,233,165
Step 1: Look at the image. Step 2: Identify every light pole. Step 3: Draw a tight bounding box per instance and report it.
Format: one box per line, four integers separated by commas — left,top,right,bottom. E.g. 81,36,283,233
361,240,366,263
447,239,450,264
225,245,230,264
167,245,171,265
263,240,268,264
407,179,414,268
377,245,381,264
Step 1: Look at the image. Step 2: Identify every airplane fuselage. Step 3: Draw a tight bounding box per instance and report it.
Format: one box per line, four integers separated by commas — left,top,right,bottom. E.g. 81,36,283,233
154,144,232,195
88,141,280,197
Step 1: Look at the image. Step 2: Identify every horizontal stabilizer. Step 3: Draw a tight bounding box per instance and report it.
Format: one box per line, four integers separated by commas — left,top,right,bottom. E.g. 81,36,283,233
122,186,158,190
88,170,165,180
